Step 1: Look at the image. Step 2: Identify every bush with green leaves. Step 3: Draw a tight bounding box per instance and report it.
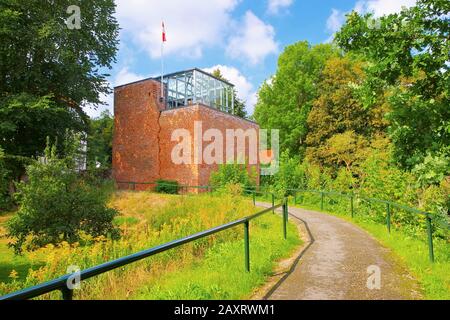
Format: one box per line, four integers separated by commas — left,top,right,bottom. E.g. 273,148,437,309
210,163,257,192
331,167,356,193
155,180,179,194
270,152,306,197
87,110,114,169
412,154,450,188
7,143,120,253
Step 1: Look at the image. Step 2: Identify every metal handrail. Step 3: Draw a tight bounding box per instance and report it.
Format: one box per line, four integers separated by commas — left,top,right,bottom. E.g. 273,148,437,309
7,177,443,299
287,188,449,263
115,180,277,213
116,181,259,192
286,188,444,218
0,194,288,300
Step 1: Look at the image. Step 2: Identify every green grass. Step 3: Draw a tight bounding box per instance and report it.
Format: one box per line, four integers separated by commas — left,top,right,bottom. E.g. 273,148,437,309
0,191,301,300
291,200,450,300
133,212,300,300
113,216,140,226
0,239,41,284
0,212,45,284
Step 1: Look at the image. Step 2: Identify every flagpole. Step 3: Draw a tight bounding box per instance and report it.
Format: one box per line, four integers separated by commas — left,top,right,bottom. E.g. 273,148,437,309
161,27,164,101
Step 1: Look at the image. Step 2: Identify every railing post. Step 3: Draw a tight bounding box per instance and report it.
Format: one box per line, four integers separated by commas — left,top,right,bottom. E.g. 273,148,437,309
61,287,73,300
244,221,250,272
320,192,324,211
282,198,288,240
272,193,275,214
294,192,297,205
426,215,435,263
350,195,354,218
386,203,391,233
252,191,256,206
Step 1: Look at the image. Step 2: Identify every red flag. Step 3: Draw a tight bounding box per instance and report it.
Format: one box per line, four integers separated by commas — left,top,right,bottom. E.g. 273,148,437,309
162,22,166,42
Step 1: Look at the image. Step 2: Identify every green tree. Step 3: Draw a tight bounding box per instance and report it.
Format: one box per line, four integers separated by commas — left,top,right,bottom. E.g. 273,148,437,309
0,94,83,178
0,0,119,177
254,41,339,155
0,147,10,210
305,56,389,172
7,138,119,253
87,110,114,168
211,69,247,118
335,0,450,168
322,131,366,171
0,0,119,117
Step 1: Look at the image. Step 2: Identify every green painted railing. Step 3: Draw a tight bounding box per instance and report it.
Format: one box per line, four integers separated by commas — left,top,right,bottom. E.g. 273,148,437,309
116,181,278,212
286,188,449,263
114,181,448,263
0,185,288,300
7,180,444,300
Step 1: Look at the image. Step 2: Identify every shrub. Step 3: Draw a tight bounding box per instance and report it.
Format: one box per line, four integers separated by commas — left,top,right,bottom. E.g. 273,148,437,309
209,163,256,192
420,182,449,239
412,153,450,187
81,166,112,186
271,152,306,197
7,142,120,253
359,151,417,203
155,180,179,194
305,161,324,190
331,167,356,193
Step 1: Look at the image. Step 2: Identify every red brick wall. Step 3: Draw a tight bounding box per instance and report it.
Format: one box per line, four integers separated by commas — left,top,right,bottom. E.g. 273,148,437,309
113,79,164,190
159,104,260,187
113,79,260,191
159,106,201,187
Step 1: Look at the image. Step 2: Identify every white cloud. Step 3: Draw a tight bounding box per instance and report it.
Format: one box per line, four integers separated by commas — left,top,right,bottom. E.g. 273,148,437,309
203,65,258,115
324,0,417,42
116,0,240,59
84,92,113,119
354,0,417,17
114,67,145,87
226,11,279,65
326,9,346,34
267,0,294,15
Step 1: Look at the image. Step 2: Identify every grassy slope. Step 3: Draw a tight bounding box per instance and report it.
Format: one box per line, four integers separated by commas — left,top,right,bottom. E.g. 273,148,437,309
0,212,43,283
0,192,300,300
134,212,300,300
291,201,449,300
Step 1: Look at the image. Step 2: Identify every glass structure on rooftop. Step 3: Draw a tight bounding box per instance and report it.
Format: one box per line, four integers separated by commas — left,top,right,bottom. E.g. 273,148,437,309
157,68,235,114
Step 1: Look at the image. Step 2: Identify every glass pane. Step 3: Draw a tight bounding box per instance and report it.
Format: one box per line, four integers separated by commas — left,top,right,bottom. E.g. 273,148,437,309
162,69,234,112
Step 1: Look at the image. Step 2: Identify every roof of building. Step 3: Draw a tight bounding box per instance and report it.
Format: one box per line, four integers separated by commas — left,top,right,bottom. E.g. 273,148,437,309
114,67,234,89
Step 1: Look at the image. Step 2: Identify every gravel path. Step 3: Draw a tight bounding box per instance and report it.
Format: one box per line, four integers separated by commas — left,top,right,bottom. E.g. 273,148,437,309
257,203,422,300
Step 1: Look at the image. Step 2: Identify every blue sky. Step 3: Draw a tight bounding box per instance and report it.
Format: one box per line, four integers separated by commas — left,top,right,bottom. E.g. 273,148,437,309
84,0,417,118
